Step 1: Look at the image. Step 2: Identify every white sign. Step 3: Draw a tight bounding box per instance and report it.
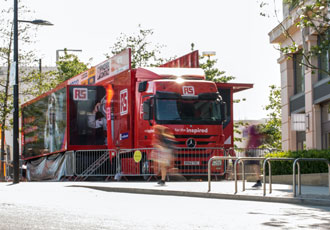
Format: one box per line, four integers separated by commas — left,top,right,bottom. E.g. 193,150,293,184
73,88,88,101
96,60,110,83
184,161,200,166
182,86,195,95
9,61,16,86
67,49,130,85
291,114,305,131
120,89,128,115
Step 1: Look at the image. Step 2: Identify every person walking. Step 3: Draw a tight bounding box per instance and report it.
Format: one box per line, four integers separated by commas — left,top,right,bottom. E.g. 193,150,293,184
152,125,175,186
245,125,263,188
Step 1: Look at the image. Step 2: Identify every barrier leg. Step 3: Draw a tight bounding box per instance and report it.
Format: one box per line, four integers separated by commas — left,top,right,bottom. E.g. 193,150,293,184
234,159,239,194
328,163,330,195
263,159,267,196
268,161,272,194
242,161,245,192
208,158,212,192
298,162,301,195
293,159,298,197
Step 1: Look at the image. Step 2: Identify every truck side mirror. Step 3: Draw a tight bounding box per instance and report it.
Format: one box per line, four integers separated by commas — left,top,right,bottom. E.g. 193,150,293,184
138,81,148,92
143,99,152,120
220,101,227,123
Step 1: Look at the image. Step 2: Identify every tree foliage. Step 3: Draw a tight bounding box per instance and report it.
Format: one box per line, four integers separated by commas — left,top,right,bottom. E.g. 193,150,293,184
21,49,89,98
260,0,330,76
189,43,235,83
0,2,37,130
20,70,58,97
56,49,88,82
0,1,38,179
259,85,282,149
107,25,168,68
199,56,235,83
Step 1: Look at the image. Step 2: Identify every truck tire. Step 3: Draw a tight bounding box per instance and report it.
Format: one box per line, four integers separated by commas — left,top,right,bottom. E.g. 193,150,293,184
140,153,150,181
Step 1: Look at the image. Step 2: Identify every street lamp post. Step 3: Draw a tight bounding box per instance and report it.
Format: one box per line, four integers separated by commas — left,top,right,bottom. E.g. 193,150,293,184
56,49,82,63
13,0,53,184
13,0,19,184
202,51,216,60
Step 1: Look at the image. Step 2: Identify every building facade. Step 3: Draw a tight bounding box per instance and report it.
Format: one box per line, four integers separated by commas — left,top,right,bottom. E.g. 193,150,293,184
269,0,330,151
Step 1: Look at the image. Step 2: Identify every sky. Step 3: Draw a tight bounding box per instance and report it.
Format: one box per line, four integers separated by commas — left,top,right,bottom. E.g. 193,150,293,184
20,0,283,120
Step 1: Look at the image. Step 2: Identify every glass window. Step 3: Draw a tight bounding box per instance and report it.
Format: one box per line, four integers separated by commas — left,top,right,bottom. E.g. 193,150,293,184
296,131,306,150
22,87,67,158
318,31,330,80
293,52,304,94
69,86,106,145
155,99,222,125
219,88,231,128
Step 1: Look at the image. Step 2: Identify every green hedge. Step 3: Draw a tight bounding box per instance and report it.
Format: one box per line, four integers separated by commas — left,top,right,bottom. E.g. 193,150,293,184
264,149,330,175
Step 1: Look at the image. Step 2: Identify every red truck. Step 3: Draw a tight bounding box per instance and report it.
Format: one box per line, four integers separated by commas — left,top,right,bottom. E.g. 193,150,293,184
21,49,251,180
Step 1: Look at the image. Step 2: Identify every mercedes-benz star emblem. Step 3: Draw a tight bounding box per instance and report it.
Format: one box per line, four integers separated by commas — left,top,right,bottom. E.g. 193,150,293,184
186,138,196,148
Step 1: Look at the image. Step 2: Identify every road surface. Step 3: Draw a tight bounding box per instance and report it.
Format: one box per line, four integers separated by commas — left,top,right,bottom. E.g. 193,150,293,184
0,182,329,229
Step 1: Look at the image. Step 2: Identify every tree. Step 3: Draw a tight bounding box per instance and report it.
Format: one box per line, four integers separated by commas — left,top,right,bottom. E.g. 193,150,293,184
259,85,282,149
56,49,89,82
199,56,235,83
0,2,37,180
260,0,329,76
21,49,89,98
189,43,235,83
189,44,248,146
20,69,58,98
106,25,168,68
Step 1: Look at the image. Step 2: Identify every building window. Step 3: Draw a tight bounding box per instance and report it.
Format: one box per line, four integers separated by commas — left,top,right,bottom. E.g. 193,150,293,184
318,31,330,80
293,52,304,94
321,102,330,149
296,131,306,150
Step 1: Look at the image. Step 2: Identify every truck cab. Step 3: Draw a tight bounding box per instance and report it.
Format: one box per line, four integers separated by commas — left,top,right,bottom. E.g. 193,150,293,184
134,67,227,149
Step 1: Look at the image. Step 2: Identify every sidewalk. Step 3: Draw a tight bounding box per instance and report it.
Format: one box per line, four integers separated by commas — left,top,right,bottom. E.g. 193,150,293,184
1,179,329,207
67,180,330,207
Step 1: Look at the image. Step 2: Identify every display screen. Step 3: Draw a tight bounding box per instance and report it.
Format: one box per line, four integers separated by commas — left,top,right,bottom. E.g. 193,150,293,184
22,88,67,158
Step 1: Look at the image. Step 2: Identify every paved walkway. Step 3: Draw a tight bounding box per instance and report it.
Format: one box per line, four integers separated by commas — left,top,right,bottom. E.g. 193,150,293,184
65,180,330,207
2,178,329,206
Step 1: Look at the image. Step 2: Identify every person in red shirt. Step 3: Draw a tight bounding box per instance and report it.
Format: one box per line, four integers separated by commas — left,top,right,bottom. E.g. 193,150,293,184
245,125,263,188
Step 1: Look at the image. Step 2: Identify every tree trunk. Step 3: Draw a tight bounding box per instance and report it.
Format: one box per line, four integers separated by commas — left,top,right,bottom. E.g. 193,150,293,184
0,32,12,181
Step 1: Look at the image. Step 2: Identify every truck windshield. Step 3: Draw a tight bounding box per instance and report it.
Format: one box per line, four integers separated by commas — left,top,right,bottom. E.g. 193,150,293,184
155,99,222,124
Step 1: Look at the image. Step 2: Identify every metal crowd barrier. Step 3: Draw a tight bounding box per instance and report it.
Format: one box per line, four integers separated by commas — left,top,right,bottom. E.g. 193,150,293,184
173,147,226,176
1,159,25,182
208,156,267,193
117,148,156,179
262,158,295,196
293,158,330,197
74,149,117,180
208,156,238,192
208,156,330,198
229,148,275,158
117,147,227,179
73,147,228,180
234,157,266,194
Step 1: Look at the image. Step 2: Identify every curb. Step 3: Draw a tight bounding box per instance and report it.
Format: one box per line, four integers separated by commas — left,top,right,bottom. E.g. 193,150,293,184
69,185,330,207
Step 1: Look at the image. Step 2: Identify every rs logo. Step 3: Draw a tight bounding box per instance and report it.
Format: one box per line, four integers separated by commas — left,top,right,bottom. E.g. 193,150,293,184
120,89,128,115
73,88,88,101
183,86,195,95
